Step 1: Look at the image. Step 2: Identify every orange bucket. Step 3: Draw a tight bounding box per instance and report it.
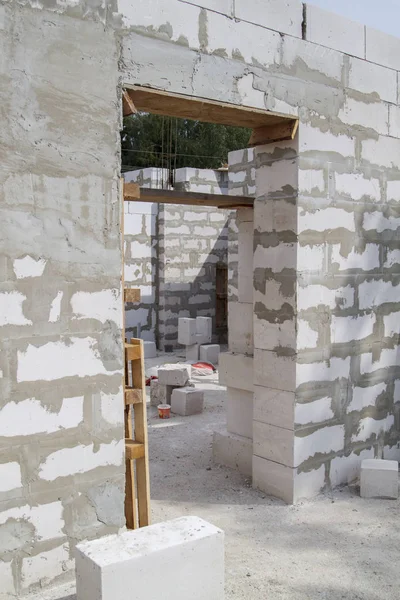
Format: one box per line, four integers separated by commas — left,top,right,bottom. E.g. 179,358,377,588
158,404,171,419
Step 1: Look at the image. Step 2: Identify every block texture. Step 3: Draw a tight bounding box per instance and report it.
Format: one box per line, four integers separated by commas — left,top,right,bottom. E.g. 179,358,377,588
360,459,399,499
158,364,191,386
75,516,224,600
171,388,204,416
213,431,253,476
199,344,220,365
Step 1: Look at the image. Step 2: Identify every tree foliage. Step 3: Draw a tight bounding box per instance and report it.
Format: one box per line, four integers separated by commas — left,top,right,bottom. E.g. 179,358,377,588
121,112,251,172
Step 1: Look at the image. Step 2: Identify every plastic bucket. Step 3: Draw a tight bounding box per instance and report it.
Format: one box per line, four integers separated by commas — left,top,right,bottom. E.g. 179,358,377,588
158,404,171,419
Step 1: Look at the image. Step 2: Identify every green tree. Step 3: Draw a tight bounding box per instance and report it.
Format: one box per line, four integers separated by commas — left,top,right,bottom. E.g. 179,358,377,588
121,113,251,172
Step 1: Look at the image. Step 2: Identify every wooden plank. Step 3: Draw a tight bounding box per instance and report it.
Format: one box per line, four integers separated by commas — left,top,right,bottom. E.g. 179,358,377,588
126,85,293,129
131,339,151,527
124,182,141,200
124,288,141,303
124,403,138,529
125,440,145,460
248,119,299,147
125,343,142,361
124,186,254,208
123,90,137,117
125,387,143,405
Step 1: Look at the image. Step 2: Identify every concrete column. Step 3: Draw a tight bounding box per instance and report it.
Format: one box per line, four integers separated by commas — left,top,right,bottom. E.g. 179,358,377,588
252,139,298,503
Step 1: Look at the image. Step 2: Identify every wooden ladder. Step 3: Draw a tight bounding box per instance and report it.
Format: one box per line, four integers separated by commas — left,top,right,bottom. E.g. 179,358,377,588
121,177,150,529
124,337,151,529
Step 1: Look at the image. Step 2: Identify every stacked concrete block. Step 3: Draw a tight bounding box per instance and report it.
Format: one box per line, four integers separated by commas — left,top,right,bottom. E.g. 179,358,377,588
199,344,220,365
150,379,166,407
171,388,204,416
178,316,214,362
156,364,193,406
360,459,399,499
75,517,224,600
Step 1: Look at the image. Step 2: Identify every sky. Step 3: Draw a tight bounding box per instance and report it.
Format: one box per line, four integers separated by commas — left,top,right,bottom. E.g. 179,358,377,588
309,0,400,38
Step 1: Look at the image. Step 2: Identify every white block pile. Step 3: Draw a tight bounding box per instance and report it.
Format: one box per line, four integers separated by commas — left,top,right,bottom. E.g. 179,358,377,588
178,317,220,364
360,458,398,499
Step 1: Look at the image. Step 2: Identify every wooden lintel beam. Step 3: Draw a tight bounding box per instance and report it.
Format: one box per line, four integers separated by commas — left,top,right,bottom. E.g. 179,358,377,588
124,182,140,200
123,90,137,117
124,288,141,303
123,184,253,209
248,119,299,147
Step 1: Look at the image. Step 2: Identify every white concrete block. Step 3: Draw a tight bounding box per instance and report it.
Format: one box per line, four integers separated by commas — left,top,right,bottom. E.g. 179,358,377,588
100,387,124,426
235,0,303,37
335,172,380,202
254,349,296,392
226,388,253,439
362,136,400,169
213,430,252,476
299,207,355,233
358,280,400,309
186,344,199,362
39,440,124,480
0,560,14,596
331,313,375,344
295,425,345,467
385,250,400,269
199,344,220,365
352,415,395,443
339,98,389,136
331,244,380,271
0,396,84,436
196,317,212,344
360,459,399,499
13,255,46,279
253,421,294,467
158,364,191,386
299,169,325,195
360,348,399,375
76,516,224,600
295,397,334,426
387,180,400,203
22,544,71,589
300,123,355,157
348,383,387,413
254,243,296,273
238,220,253,303
171,387,204,416
363,211,400,233
298,284,354,311
143,341,157,358
17,337,122,383
297,244,325,272
253,316,295,353
330,449,375,488
252,455,294,504
219,352,253,392
305,4,365,58
348,57,397,104
0,291,32,326
150,380,166,407
0,461,22,492
297,319,318,350
283,36,344,83
294,465,325,502
228,302,253,354
253,386,294,430
366,27,400,71
71,289,122,326
383,311,400,338
297,357,351,387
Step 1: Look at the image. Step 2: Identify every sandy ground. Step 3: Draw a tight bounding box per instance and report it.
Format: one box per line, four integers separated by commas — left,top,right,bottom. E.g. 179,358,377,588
33,355,400,600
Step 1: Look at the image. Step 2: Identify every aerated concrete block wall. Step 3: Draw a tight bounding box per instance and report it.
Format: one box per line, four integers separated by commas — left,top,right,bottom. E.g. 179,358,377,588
0,2,124,597
124,168,230,349
2,0,400,592
118,0,400,501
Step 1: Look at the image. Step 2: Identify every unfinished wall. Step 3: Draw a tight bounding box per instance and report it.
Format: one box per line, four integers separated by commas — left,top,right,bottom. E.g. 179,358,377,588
124,167,230,348
0,1,124,596
118,0,400,501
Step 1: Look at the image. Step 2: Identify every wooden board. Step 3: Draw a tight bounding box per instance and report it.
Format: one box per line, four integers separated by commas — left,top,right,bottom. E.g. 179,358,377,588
125,86,293,129
123,90,137,117
125,440,145,460
124,185,254,209
124,182,140,200
124,288,141,303
125,387,143,405
249,119,299,147
125,343,142,361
